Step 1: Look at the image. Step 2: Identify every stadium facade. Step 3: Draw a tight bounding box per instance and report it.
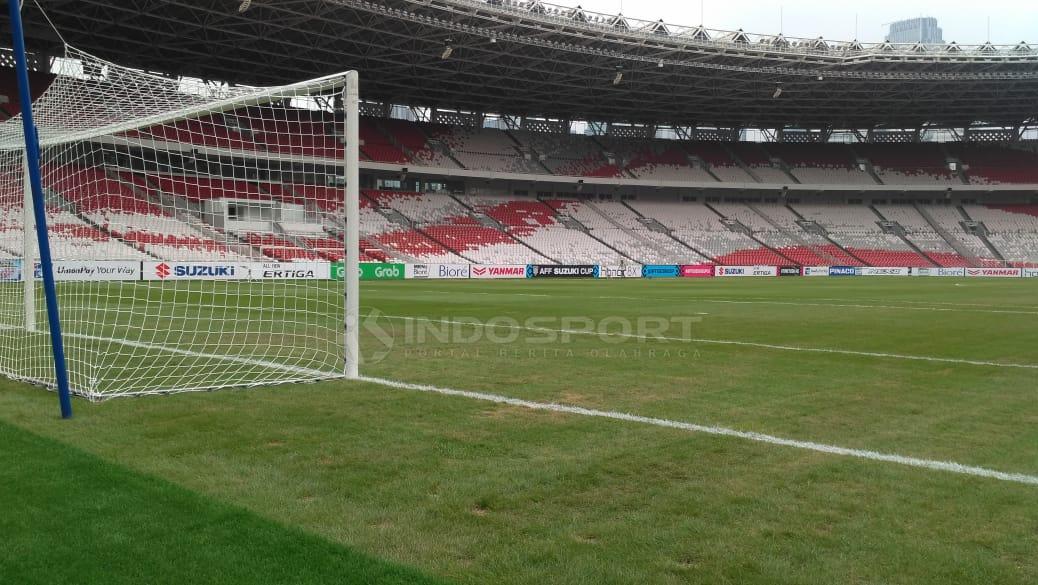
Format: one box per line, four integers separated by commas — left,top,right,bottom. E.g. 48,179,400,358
2,0,1037,272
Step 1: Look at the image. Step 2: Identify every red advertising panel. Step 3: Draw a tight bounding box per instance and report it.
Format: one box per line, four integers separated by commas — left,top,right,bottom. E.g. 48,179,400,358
680,264,715,278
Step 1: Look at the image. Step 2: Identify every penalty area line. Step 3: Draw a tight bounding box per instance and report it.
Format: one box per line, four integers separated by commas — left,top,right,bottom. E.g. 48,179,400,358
358,375,1038,487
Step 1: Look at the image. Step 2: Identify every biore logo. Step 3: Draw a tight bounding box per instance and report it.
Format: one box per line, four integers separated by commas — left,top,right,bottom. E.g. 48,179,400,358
438,265,469,278
413,264,430,278
174,265,235,277
156,263,171,279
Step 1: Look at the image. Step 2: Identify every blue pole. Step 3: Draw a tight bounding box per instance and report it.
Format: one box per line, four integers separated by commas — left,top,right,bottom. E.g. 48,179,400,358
7,0,73,419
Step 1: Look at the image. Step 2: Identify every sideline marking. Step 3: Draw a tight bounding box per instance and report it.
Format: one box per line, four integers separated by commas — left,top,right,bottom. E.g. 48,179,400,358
382,315,1038,370
359,375,1038,487
366,288,1038,315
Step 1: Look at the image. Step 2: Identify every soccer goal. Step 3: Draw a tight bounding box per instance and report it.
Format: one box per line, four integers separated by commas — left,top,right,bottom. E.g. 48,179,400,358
0,46,360,400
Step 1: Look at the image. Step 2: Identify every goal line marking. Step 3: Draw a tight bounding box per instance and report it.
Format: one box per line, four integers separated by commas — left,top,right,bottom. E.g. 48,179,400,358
382,315,1038,370
358,375,1038,487
0,324,333,380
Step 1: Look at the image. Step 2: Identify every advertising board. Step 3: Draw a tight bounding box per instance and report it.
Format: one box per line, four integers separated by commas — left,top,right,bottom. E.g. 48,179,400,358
641,265,680,278
964,267,1021,278
716,266,777,277
470,265,527,279
249,262,330,280
859,267,910,277
406,264,471,280
143,262,251,281
679,264,715,278
527,265,599,278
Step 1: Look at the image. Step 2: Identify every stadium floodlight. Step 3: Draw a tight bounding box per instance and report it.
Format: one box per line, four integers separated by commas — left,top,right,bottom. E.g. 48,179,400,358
441,41,454,59
772,84,783,98
0,45,360,400
613,66,624,85
238,0,252,13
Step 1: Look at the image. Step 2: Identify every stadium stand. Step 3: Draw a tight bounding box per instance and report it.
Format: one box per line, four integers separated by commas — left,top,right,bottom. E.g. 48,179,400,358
767,144,876,185
854,144,960,186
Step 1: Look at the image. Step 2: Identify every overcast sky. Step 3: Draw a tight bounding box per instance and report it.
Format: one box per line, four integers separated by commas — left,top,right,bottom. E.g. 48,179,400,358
549,0,1037,45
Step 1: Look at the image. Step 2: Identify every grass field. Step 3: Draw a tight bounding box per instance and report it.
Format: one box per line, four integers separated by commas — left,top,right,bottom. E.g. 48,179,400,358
2,277,1037,584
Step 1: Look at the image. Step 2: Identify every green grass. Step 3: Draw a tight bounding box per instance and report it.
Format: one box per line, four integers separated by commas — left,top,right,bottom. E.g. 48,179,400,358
1,277,1037,584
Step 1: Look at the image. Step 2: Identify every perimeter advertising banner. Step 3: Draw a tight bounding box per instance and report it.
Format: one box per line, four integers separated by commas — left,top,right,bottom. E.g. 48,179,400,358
601,266,642,279
964,267,1022,278
527,265,599,278
859,267,911,277
802,266,830,277
331,262,406,281
406,264,471,280
249,262,330,280
642,265,680,278
470,265,527,279
829,266,858,277
0,259,21,282
715,265,778,277
144,261,252,281
679,264,715,278
32,260,141,282
1023,268,1038,278
912,267,966,277
778,266,801,277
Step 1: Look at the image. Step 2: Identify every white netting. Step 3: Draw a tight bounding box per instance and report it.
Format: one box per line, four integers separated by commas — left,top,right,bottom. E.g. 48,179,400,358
0,47,352,399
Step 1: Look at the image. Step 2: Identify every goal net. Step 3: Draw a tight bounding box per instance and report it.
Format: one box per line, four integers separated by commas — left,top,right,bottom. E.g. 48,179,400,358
0,46,358,400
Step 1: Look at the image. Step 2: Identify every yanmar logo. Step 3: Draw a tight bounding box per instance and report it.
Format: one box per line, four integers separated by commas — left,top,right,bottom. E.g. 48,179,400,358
472,265,525,278
155,263,171,279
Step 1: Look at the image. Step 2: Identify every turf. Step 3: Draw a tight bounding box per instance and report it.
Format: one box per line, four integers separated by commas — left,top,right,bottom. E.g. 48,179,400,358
1,277,1037,584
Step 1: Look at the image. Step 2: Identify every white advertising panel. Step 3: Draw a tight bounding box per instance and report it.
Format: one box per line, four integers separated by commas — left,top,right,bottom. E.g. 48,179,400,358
859,267,910,277
406,264,471,280
143,262,252,281
470,265,527,279
601,266,643,279
715,265,777,277
964,267,1022,278
249,262,330,280
1023,268,1038,278
802,266,830,277
34,261,141,281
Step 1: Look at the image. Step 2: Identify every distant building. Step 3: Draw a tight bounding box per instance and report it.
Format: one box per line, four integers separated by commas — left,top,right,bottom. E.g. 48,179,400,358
887,17,944,44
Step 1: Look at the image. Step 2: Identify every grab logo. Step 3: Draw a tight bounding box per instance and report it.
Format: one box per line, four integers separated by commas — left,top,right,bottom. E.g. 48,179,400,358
155,263,171,279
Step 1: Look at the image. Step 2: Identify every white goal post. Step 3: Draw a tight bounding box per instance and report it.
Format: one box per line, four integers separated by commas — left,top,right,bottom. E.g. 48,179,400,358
0,46,360,400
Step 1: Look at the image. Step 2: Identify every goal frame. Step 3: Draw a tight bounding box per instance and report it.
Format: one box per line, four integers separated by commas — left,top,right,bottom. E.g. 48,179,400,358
4,38,362,406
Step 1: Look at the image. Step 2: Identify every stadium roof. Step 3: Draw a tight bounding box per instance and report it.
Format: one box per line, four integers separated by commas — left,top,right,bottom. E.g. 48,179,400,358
12,0,1038,130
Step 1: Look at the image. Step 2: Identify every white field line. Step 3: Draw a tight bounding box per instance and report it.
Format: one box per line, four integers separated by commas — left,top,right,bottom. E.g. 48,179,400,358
382,316,1038,370
358,375,1038,487
365,288,1038,315
0,323,332,379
